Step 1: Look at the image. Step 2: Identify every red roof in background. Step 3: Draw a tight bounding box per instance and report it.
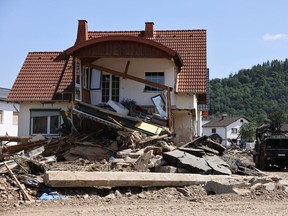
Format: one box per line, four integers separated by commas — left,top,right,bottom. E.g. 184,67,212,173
88,30,207,93
7,52,73,102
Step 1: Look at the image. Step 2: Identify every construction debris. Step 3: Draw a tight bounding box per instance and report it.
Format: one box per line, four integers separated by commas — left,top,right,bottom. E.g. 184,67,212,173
0,102,267,207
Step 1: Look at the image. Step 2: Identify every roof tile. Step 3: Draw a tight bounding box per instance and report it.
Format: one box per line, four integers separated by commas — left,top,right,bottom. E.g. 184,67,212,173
7,52,72,102
88,29,207,93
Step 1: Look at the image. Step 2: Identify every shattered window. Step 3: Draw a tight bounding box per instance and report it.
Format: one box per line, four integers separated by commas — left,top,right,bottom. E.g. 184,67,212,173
144,72,164,91
30,110,60,135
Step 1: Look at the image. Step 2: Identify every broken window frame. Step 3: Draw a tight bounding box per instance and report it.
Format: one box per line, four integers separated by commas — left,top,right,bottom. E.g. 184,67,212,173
144,72,164,92
151,92,167,118
30,109,61,136
74,58,82,101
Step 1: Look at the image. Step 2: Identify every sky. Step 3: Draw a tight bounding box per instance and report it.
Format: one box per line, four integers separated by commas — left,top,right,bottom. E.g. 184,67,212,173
0,0,288,89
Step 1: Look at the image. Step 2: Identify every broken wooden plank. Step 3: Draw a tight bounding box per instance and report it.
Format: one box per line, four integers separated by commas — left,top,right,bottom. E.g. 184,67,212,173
0,135,30,143
44,171,243,188
4,162,33,201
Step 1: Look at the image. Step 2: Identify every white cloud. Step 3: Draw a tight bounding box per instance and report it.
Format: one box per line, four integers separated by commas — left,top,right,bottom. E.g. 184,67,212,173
262,33,287,41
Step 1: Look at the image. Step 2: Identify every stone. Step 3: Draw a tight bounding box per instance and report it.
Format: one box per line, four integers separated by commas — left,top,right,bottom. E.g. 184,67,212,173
204,181,235,194
249,176,273,186
263,182,276,191
155,165,177,173
251,183,263,191
83,194,89,199
233,188,251,196
134,150,153,172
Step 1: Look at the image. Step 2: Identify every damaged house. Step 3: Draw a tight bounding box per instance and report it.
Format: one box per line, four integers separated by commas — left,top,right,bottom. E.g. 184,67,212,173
7,20,208,145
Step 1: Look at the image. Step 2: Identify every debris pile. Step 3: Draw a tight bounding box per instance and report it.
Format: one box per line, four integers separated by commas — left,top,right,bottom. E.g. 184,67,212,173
0,102,266,208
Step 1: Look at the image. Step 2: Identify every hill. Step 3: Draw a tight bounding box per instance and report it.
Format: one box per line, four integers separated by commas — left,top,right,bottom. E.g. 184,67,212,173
209,59,288,124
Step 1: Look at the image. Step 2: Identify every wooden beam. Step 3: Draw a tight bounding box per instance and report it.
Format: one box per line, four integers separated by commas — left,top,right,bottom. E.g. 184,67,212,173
123,60,130,78
87,64,173,91
4,162,33,201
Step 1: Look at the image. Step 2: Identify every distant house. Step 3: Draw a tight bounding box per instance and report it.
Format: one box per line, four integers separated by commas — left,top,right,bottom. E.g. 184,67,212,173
7,20,209,145
202,114,249,147
0,88,19,144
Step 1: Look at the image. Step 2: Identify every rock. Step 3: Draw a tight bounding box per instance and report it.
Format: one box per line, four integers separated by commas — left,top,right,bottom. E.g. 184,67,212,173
155,165,177,173
249,176,273,185
278,179,288,187
163,150,212,174
105,193,116,200
204,181,235,194
115,190,122,198
83,194,89,199
263,182,276,191
134,150,153,172
251,183,263,191
233,188,251,196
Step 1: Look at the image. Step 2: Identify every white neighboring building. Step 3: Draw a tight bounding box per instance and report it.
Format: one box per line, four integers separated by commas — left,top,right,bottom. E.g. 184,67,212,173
0,88,19,144
202,115,249,147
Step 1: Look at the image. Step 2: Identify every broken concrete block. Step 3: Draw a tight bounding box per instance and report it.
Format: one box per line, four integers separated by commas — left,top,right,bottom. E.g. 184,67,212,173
204,155,232,175
249,176,273,186
233,188,251,196
134,150,153,172
29,134,46,142
155,165,177,173
251,183,263,191
163,150,212,174
204,181,235,194
263,182,276,191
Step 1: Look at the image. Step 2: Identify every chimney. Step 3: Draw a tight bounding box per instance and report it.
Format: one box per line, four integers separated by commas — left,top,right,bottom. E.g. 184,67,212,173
221,114,228,120
144,22,155,38
75,20,88,44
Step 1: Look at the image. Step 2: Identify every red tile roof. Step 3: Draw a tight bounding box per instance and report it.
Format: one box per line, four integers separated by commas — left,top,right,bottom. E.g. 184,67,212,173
88,29,207,93
7,52,73,102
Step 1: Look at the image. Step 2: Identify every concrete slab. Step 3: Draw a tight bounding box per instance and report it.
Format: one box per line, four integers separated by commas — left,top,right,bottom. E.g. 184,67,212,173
163,150,212,174
44,171,244,188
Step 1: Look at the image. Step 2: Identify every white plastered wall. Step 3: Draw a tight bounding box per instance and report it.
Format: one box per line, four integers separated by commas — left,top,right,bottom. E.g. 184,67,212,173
90,58,176,106
0,101,19,137
18,102,72,136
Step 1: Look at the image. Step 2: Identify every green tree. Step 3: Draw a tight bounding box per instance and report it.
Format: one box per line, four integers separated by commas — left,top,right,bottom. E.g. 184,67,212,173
239,122,257,142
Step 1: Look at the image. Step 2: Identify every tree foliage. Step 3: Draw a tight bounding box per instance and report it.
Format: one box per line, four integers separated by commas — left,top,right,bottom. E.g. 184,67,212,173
209,59,288,125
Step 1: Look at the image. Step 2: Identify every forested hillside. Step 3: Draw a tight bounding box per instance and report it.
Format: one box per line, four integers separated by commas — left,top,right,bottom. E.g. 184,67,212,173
209,59,288,124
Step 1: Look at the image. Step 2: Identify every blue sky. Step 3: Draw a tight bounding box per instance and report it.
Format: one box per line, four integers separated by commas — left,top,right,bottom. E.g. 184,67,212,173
1,0,287,89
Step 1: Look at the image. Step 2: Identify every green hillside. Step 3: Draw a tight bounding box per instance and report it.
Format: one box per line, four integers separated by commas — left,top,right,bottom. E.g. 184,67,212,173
209,59,288,124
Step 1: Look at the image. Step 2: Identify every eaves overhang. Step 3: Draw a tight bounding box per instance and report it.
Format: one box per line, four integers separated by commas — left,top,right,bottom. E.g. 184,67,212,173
65,35,183,69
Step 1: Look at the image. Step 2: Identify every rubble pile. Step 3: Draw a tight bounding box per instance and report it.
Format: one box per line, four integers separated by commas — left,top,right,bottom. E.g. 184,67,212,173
0,110,273,209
